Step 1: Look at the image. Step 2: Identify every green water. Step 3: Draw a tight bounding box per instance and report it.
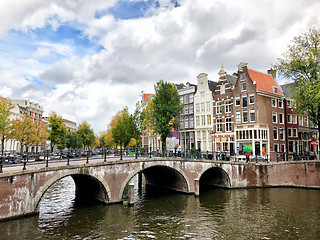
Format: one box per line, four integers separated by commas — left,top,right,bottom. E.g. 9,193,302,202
0,176,319,239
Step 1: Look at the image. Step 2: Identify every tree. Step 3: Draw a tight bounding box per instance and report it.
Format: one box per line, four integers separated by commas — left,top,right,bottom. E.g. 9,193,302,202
66,131,83,149
33,123,49,152
11,113,37,153
152,80,183,152
77,121,95,149
0,97,13,155
274,28,320,137
104,129,114,147
98,132,108,147
48,112,68,150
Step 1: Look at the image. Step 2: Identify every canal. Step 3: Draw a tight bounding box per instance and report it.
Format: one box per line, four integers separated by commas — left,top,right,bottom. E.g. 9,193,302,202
0,176,319,240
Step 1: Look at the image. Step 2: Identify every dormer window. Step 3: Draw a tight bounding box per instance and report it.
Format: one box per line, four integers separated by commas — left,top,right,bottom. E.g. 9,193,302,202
272,87,279,94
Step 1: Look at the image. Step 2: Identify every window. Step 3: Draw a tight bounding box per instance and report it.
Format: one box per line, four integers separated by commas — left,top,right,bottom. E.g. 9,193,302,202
197,131,200,140
196,116,200,126
184,95,189,104
280,128,285,140
240,73,246,80
250,109,255,122
287,100,291,108
207,115,211,125
287,114,292,123
289,141,294,152
185,116,189,129
190,116,194,128
200,91,205,97
220,84,225,94
273,127,278,140
288,128,292,137
201,115,205,125
180,118,184,128
241,82,247,91
216,101,222,114
304,117,308,127
189,94,194,103
225,99,232,113
243,110,248,123
242,95,247,107
206,101,210,111
217,119,223,132
293,128,297,137
216,143,221,152
184,105,189,115
272,112,277,123
235,96,240,106
226,118,232,132
292,114,297,124
278,99,283,108
196,103,200,112
180,96,183,103
201,102,205,112
272,98,277,107
249,94,254,104
279,113,284,124
190,104,194,114
223,142,228,151
299,116,303,126
274,144,279,152
236,111,241,123
272,87,278,94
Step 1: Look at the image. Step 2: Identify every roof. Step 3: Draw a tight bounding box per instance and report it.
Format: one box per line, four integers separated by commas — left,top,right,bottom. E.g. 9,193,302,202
248,69,284,96
226,74,237,88
144,94,152,102
208,80,218,92
280,83,294,98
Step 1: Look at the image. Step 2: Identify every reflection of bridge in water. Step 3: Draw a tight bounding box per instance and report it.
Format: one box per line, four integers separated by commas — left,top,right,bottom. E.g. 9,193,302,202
0,157,319,221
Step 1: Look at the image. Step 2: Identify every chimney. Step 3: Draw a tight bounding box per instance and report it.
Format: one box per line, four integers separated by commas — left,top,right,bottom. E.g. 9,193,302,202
267,68,276,80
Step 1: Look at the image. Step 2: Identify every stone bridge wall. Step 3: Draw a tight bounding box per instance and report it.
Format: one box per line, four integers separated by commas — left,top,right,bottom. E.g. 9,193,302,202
0,158,319,221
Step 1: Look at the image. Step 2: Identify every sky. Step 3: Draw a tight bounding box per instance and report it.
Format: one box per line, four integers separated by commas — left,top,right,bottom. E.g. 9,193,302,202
0,0,319,133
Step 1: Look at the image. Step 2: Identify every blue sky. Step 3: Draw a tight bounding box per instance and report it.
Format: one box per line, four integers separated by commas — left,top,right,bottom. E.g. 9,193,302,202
0,0,319,132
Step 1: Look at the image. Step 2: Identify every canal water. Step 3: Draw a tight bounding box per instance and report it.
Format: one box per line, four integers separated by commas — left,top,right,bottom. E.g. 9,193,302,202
0,176,319,240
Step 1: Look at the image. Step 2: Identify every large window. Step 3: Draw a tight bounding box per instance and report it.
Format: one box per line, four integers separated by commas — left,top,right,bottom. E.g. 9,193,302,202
201,115,205,125
184,105,189,115
196,116,200,126
184,95,188,104
299,116,303,126
217,119,223,132
241,82,247,91
293,128,297,137
201,102,205,112
278,99,283,108
236,111,241,123
235,96,240,106
226,118,232,132
190,104,194,114
190,116,194,128
287,114,292,123
273,127,278,140
225,99,232,113
216,101,222,114
207,115,211,125
279,113,284,124
243,110,248,123
272,112,277,123
206,101,210,111
189,94,194,103
288,128,292,137
250,109,255,122
242,95,247,107
293,114,297,124
289,141,294,152
185,116,189,129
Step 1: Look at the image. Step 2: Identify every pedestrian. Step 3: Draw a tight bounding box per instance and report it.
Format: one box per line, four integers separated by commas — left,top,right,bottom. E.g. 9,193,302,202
245,152,250,163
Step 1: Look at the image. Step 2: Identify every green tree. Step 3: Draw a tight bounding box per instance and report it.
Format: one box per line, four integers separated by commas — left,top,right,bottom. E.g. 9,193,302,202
48,112,67,150
99,132,108,147
152,80,183,152
0,97,13,155
112,107,136,149
77,121,95,149
274,28,320,136
66,131,83,149
11,113,37,153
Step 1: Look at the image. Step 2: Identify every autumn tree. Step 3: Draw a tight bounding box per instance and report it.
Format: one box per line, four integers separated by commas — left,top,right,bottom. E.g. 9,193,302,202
275,28,320,136
48,112,68,150
66,131,83,149
11,113,37,153
151,80,183,152
33,123,49,152
77,121,95,149
0,97,13,155
104,129,114,147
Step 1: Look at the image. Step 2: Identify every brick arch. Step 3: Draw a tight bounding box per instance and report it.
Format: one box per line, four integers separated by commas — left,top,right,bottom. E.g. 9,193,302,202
118,163,191,201
33,169,112,211
197,165,231,188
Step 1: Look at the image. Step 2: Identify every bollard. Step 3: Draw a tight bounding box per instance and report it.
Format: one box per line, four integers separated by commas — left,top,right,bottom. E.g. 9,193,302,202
120,147,123,160
104,149,107,162
255,154,258,163
46,151,49,168
149,147,152,158
135,147,138,160
0,160,3,173
23,154,27,170
67,152,70,166
86,150,89,164
276,152,279,162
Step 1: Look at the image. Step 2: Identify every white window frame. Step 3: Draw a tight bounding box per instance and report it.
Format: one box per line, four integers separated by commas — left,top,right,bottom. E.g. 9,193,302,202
216,101,222,114
225,99,232,113
235,96,240,106
272,112,277,123
220,84,225,94
236,111,241,123
249,94,254,104
241,82,247,92
272,98,277,107
250,109,255,122
242,110,248,123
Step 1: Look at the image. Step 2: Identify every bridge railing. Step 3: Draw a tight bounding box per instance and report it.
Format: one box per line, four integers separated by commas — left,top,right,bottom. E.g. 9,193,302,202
0,148,319,173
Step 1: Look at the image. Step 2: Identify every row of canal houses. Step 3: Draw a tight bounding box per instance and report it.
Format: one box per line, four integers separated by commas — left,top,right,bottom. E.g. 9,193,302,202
141,62,318,161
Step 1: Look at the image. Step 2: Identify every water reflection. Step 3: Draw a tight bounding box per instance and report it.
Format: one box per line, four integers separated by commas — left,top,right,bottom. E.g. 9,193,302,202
0,177,319,240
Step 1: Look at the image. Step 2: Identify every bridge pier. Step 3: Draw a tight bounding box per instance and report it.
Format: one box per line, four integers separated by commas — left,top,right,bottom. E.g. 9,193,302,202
128,183,135,206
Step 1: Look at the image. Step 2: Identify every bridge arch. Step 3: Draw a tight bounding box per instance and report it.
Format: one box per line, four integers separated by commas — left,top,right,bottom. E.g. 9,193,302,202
197,166,231,188
119,163,191,200
34,169,111,211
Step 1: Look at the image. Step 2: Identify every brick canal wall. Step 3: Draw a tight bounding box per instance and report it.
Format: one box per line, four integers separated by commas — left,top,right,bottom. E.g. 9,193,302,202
0,159,319,221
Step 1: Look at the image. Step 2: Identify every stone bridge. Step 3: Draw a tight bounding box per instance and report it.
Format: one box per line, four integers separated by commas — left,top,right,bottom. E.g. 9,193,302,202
0,158,319,221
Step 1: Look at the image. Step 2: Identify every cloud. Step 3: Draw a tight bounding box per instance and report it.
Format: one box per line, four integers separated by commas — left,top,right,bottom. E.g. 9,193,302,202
1,0,320,133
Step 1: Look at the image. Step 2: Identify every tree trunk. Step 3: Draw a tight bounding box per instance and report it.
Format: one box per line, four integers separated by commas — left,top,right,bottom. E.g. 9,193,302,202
1,136,4,156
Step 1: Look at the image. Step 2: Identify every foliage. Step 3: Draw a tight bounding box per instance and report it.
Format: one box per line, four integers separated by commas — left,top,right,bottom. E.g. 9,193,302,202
77,121,95,149
11,113,37,153
94,138,100,148
48,112,68,150
66,131,83,149
128,138,137,147
98,132,108,147
104,129,114,147
0,97,13,155
151,80,183,151
112,107,137,148
274,28,320,135
33,124,49,150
